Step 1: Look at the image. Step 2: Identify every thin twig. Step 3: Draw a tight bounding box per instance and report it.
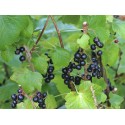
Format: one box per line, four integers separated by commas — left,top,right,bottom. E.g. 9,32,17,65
30,16,50,53
90,85,98,108
49,15,64,48
25,46,35,72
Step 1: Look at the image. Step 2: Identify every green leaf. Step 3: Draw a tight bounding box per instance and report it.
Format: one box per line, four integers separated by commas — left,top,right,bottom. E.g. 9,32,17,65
77,34,90,49
51,47,71,70
79,81,107,104
53,74,70,96
112,19,125,39
65,92,96,109
32,54,49,74
109,93,124,108
59,15,80,25
10,68,43,93
45,94,57,109
106,15,113,22
0,81,18,103
17,99,34,109
102,43,119,66
0,16,33,50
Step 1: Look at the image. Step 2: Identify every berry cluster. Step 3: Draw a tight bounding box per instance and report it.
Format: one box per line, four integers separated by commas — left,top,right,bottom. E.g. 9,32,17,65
42,54,55,83
85,37,104,80
11,87,24,108
62,48,87,89
33,92,47,109
15,47,26,62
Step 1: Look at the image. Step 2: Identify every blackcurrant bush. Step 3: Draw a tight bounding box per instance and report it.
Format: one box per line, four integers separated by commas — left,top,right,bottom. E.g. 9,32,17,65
97,50,102,56
19,55,26,62
11,94,17,100
81,53,87,59
18,94,24,101
19,47,25,52
91,44,96,50
15,49,20,55
33,96,38,102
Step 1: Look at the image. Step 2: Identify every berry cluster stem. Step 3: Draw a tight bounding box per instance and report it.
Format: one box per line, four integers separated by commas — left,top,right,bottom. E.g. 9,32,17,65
30,16,50,53
49,15,64,48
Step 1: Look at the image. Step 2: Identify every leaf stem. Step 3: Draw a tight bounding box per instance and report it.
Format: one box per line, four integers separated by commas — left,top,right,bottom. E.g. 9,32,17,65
49,15,64,48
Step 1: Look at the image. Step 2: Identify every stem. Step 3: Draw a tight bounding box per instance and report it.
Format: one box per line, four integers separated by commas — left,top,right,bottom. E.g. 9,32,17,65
3,63,10,79
115,49,122,77
49,15,64,48
90,85,98,108
30,16,50,53
24,93,36,109
25,46,35,72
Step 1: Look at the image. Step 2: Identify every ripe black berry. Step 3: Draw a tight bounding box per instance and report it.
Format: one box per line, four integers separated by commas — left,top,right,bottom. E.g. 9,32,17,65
37,92,42,97
75,76,81,85
18,88,23,93
81,53,87,59
42,104,46,109
74,53,81,59
93,37,100,43
19,47,25,52
76,65,81,70
45,78,50,83
11,103,16,108
91,44,96,50
70,76,74,81
11,94,17,100
80,61,86,66
15,49,20,55
87,68,92,72
38,99,43,103
48,74,55,79
62,68,67,73
74,58,79,63
97,50,102,56
72,63,76,69
19,55,26,62
96,41,104,48
13,100,17,104
43,92,47,98
18,94,24,101
38,103,43,108
86,75,92,80
64,80,69,85
33,96,38,102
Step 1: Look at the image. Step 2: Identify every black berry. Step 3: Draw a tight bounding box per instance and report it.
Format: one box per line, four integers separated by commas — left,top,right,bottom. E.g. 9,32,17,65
11,103,16,108
11,94,17,100
19,47,25,52
33,96,38,102
48,74,55,80
18,94,24,101
45,78,50,83
91,44,96,50
15,49,20,55
43,92,47,98
74,53,81,59
86,75,92,80
97,50,102,56
19,55,26,62
93,37,100,43
76,65,81,70
81,53,87,59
